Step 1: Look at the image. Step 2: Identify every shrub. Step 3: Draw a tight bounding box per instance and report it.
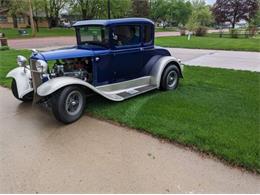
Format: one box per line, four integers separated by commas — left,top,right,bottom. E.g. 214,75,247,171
180,28,186,36
0,46,9,51
195,26,208,36
230,29,239,38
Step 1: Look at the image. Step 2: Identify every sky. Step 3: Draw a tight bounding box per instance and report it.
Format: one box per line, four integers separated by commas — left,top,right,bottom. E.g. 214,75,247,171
205,0,216,5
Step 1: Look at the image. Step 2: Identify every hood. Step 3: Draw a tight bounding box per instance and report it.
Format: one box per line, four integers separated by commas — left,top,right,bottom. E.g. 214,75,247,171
31,47,95,61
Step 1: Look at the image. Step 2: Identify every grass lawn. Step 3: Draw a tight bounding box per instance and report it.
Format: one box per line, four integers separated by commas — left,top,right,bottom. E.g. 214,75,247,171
155,35,260,52
0,49,259,172
0,27,75,39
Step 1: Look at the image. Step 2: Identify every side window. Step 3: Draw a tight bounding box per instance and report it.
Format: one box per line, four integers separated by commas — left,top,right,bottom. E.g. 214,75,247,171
112,25,140,47
143,25,153,44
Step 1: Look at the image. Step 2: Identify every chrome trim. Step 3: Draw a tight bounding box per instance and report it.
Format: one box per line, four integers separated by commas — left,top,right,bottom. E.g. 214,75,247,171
96,76,151,92
30,59,43,103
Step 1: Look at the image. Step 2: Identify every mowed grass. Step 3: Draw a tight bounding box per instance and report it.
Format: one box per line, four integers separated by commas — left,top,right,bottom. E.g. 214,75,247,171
0,27,75,39
155,35,260,52
0,49,31,87
0,49,259,172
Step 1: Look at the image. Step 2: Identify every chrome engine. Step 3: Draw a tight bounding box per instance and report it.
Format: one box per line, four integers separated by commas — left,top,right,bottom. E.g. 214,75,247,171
50,58,92,82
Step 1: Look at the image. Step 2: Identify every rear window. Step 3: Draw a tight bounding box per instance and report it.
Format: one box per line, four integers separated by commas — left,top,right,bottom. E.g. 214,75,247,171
143,25,153,44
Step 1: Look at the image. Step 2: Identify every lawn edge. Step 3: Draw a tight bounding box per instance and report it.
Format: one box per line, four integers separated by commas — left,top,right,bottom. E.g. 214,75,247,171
86,112,260,175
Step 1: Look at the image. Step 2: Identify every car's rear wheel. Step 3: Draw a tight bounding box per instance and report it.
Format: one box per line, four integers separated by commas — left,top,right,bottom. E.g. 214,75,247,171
11,79,33,102
160,65,180,91
52,86,86,124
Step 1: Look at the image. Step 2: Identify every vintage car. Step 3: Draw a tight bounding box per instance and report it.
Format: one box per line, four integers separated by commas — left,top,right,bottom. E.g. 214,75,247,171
7,18,184,124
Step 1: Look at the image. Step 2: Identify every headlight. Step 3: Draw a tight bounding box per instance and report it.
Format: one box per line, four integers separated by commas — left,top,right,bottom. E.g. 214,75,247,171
17,55,27,67
36,60,48,73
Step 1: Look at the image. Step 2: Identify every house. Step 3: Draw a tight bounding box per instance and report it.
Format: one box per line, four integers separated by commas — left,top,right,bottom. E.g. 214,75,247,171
0,8,48,29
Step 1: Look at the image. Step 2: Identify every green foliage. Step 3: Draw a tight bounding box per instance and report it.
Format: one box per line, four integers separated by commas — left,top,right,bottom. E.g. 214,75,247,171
151,0,192,27
131,0,149,17
111,0,132,18
186,0,212,35
0,46,10,51
69,0,132,19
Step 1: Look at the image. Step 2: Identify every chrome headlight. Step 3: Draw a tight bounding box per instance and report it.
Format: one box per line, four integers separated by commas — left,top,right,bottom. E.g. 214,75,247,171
36,60,48,73
17,55,27,67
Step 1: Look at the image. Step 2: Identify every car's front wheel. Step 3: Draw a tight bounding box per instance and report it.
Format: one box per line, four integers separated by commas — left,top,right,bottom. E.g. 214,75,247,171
160,65,180,91
52,86,86,124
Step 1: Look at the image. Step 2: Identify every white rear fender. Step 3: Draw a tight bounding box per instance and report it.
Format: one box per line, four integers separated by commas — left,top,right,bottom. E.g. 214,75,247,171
6,67,33,98
150,56,183,88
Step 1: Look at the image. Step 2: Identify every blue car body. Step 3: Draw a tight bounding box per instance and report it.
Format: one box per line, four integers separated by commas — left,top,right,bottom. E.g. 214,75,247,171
31,18,172,86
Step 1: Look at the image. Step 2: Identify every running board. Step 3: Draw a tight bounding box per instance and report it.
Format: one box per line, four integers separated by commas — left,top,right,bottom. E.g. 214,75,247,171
96,76,157,101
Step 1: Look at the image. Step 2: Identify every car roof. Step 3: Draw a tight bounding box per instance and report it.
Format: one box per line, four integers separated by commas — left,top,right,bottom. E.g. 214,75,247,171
73,18,154,27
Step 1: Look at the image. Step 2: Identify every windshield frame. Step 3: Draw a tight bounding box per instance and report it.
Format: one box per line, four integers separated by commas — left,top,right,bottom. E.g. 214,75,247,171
75,25,110,48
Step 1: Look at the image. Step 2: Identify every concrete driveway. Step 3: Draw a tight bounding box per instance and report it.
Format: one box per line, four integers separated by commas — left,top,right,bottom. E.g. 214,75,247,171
0,87,259,193
168,48,260,72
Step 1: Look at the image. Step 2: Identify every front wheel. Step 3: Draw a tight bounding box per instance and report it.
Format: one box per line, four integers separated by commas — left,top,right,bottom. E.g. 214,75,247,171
52,86,86,124
160,65,180,91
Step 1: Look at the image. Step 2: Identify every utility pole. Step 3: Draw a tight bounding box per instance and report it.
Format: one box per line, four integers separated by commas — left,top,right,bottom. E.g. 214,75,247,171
28,0,36,37
107,0,111,19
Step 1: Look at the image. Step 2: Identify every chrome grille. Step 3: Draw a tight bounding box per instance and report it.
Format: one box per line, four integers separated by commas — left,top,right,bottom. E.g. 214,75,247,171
30,59,43,103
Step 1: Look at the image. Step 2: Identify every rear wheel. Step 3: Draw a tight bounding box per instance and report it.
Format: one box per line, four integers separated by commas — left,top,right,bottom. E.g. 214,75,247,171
52,86,86,124
160,65,180,91
11,79,33,102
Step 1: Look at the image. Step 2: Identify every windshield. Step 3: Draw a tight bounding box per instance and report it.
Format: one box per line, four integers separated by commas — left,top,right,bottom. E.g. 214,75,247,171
77,25,109,47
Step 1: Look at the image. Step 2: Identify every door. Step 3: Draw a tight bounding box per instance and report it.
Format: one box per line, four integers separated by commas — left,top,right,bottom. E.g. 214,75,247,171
111,25,142,82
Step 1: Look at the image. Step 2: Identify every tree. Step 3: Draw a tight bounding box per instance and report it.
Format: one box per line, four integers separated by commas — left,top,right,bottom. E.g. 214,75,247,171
186,0,212,36
150,0,170,27
72,0,104,20
44,0,69,28
212,0,259,29
28,0,36,36
168,0,192,26
132,0,149,17
4,0,28,28
31,0,46,32
110,0,132,18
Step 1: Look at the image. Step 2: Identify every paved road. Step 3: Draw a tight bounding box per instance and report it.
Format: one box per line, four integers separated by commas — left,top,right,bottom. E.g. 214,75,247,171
0,87,259,193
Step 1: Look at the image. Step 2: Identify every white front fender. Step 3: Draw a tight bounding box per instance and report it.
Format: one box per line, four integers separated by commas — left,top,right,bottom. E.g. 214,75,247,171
6,67,33,98
37,77,124,101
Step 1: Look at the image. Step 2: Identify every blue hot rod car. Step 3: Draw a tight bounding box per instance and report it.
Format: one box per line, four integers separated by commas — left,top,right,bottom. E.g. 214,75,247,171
7,18,184,123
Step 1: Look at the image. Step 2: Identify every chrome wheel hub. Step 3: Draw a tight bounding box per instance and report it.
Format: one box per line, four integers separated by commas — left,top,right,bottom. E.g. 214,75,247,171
65,90,83,116
167,70,177,88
